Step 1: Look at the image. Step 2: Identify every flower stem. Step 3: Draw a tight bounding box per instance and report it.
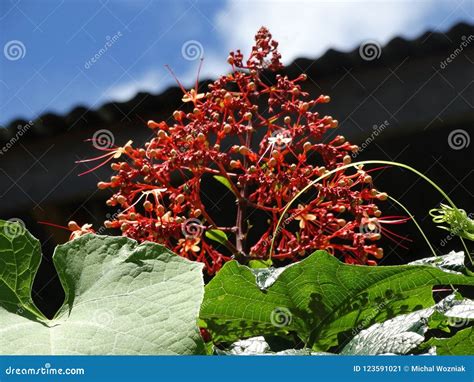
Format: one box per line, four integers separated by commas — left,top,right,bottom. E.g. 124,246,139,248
270,160,473,267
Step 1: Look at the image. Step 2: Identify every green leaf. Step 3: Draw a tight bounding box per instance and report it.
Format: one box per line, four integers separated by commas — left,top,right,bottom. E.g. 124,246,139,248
422,327,474,355
200,251,474,351
0,220,45,320
249,259,273,269
0,223,205,355
213,175,236,195
205,229,229,246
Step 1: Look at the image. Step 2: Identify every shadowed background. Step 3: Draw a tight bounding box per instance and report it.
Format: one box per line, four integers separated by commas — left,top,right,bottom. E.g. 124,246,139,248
0,0,472,317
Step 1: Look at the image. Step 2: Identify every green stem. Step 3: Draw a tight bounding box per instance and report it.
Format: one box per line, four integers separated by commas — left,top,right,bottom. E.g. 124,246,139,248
387,195,437,258
270,160,473,266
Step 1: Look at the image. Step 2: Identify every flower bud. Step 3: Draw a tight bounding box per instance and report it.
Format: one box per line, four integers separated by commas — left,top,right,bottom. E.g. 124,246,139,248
299,102,309,112
173,110,183,121
143,200,153,211
148,120,163,129
239,146,250,155
230,160,240,169
337,219,346,227
68,221,81,231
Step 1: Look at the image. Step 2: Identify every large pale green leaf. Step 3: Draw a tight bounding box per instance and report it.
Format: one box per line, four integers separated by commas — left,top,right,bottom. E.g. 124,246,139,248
200,250,474,351
0,220,205,355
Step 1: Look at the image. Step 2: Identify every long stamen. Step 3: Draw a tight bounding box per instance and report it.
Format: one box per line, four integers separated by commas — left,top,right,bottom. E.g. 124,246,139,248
38,221,71,231
77,154,116,176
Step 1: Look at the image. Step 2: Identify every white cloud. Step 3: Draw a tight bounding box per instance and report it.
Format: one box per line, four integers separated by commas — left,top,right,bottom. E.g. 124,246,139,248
103,0,456,103
104,69,171,102
214,0,437,64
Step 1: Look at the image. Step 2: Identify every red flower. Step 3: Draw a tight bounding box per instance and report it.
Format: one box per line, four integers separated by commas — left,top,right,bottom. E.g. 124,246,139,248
79,27,407,274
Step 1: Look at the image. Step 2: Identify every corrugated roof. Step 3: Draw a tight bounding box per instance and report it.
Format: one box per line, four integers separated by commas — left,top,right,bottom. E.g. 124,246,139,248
1,21,472,143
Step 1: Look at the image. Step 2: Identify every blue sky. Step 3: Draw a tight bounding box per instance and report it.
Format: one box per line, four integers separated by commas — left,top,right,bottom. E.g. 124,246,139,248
0,0,472,126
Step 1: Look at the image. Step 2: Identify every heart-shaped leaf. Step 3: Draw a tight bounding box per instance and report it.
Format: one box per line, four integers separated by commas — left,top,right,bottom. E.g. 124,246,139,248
0,220,205,355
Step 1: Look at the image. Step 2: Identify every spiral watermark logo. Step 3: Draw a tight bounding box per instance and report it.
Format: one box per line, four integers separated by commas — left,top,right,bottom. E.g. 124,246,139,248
446,304,474,327
270,307,292,328
93,309,114,326
269,129,292,149
448,129,470,150
3,218,26,239
359,40,382,61
447,316,470,327
181,218,203,238
92,129,115,149
181,40,204,61
359,218,381,235
4,40,26,61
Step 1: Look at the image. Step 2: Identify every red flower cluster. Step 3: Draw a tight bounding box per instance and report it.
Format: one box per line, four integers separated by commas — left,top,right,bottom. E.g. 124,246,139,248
80,27,406,274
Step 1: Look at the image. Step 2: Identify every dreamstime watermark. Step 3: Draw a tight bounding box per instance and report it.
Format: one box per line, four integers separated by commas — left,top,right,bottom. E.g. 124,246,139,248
181,218,204,238
260,213,296,248
181,40,204,61
270,307,292,328
269,129,292,150
0,120,33,156
446,314,473,328
351,300,388,336
359,218,381,235
92,129,115,149
3,40,26,61
95,209,122,235
3,218,26,240
4,363,84,376
440,212,474,247
359,40,382,61
352,120,389,158
93,309,115,327
440,35,474,69
447,129,470,150
84,31,123,69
